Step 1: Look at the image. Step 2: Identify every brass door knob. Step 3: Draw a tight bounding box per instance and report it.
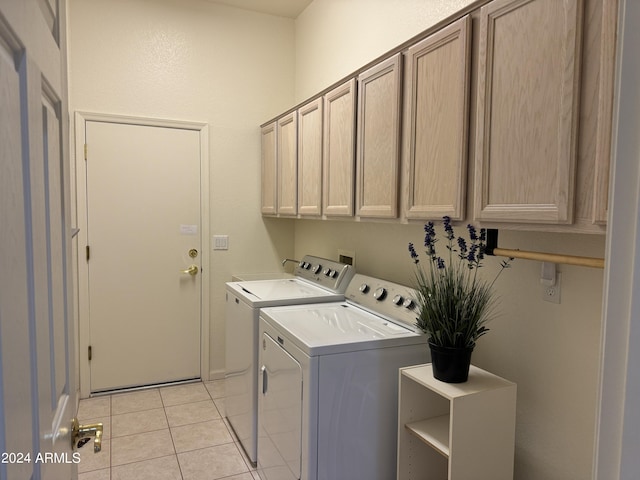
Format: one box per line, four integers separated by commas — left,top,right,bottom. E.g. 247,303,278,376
181,265,199,276
71,418,103,453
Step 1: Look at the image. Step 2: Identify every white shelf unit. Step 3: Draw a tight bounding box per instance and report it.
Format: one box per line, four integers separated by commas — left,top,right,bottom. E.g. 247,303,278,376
397,364,516,480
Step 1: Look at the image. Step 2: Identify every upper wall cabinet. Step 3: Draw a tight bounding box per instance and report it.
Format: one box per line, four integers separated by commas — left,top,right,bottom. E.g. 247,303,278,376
356,54,403,218
298,98,323,216
261,0,615,232
474,0,582,224
277,112,298,216
323,79,357,217
404,16,471,221
261,122,277,215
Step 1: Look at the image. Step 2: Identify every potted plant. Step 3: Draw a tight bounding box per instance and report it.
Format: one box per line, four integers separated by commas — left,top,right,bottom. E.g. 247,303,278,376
408,216,512,383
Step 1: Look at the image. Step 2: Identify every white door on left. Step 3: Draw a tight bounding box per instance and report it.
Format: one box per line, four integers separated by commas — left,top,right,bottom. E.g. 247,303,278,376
0,1,81,478
82,119,203,392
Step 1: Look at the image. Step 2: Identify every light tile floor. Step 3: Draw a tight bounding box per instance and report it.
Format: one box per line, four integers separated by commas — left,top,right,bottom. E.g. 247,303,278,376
77,380,259,480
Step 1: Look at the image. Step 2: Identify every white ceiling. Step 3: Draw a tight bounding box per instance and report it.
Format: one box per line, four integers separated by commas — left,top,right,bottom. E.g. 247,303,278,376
208,0,313,18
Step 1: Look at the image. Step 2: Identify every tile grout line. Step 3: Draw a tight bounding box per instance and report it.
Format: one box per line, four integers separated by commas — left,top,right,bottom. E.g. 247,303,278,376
161,386,186,480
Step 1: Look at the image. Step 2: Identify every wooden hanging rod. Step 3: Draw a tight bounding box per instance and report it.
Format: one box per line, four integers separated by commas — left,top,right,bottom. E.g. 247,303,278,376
485,230,605,269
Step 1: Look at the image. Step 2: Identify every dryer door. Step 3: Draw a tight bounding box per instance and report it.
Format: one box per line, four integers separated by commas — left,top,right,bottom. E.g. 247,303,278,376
258,332,302,480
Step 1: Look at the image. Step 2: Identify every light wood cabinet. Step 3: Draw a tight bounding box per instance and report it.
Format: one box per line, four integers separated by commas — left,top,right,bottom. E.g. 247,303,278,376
260,0,616,232
356,54,402,218
397,364,516,480
474,0,582,224
297,98,323,216
277,112,297,216
404,16,471,221
323,79,357,217
591,0,618,225
260,122,277,215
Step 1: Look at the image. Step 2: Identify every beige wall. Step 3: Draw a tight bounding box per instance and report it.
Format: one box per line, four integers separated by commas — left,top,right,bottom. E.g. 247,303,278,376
294,0,474,100
293,1,606,479
67,0,296,379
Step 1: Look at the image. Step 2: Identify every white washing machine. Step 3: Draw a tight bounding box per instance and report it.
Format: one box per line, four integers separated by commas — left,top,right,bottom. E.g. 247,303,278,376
225,255,355,465
257,273,429,480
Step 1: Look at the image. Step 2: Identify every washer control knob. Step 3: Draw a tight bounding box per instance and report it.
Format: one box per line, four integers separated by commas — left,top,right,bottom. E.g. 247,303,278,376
403,298,415,309
298,261,305,268
323,268,331,276
359,284,370,294
330,270,338,278
392,294,404,306
304,262,311,269
312,264,322,274
373,287,387,301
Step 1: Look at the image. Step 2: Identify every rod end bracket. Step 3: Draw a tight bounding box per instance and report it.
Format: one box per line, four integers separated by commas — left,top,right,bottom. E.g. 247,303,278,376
485,229,499,256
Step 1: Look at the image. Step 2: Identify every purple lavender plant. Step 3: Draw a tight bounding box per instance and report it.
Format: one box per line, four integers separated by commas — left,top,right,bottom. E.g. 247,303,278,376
408,217,512,349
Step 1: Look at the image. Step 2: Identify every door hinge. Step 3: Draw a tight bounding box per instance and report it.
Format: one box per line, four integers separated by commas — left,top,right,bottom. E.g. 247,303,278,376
84,143,88,161
86,245,90,262
88,345,92,361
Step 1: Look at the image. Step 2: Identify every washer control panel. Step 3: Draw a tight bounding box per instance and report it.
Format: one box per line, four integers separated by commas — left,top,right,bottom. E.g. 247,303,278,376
346,274,420,331
293,255,355,292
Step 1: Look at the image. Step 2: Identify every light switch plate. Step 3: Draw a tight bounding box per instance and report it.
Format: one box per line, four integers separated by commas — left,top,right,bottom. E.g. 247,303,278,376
213,235,229,250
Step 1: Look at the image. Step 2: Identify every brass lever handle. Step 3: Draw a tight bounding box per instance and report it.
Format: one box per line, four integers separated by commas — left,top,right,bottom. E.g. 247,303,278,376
181,265,199,276
72,418,103,453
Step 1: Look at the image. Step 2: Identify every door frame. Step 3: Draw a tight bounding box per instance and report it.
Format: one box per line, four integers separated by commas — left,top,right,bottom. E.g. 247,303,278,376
74,111,210,398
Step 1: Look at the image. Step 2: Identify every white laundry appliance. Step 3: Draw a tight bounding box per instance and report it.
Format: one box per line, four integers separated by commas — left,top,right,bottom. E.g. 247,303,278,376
257,273,429,480
225,255,355,465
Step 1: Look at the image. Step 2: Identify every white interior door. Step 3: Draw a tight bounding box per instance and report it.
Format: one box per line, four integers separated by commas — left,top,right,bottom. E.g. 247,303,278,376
83,119,203,392
0,1,79,478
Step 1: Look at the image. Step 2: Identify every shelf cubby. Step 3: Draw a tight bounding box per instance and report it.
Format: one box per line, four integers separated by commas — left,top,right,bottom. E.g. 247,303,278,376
397,364,516,480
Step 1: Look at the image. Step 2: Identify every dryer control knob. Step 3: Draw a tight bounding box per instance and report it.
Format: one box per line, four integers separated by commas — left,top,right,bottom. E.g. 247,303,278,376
392,294,404,305
323,268,331,276
403,298,415,309
373,287,387,301
304,262,311,269
330,270,338,278
312,264,322,274
359,284,370,294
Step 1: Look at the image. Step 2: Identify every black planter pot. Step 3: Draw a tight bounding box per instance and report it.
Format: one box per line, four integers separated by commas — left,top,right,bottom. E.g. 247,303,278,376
429,342,474,383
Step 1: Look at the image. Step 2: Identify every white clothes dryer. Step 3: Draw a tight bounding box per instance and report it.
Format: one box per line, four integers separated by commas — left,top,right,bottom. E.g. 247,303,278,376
225,255,355,465
257,273,429,480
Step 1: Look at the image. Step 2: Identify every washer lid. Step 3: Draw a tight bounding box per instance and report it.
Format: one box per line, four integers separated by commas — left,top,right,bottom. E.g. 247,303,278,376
227,279,343,307
260,303,426,356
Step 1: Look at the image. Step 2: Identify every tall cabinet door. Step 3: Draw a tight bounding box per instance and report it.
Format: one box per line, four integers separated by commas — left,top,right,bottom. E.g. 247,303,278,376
323,79,357,216
261,122,277,215
474,0,582,224
277,112,298,216
356,54,402,218
298,98,323,216
405,16,471,221
592,0,618,225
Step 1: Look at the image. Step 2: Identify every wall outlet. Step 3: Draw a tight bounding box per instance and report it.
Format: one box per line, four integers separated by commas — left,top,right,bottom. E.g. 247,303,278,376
542,272,562,304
